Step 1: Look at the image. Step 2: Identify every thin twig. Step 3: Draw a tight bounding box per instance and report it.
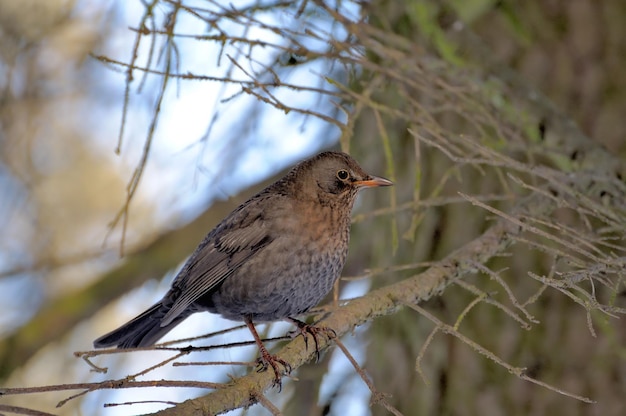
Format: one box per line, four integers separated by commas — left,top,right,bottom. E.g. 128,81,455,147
403,301,596,404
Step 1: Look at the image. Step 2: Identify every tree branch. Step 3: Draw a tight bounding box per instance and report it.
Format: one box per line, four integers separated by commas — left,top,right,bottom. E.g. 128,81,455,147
148,188,557,414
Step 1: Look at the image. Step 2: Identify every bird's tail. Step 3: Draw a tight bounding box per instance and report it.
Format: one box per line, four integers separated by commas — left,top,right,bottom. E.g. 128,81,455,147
93,302,190,349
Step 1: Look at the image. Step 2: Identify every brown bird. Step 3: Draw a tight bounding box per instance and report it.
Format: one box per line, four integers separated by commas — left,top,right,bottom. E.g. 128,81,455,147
94,151,392,385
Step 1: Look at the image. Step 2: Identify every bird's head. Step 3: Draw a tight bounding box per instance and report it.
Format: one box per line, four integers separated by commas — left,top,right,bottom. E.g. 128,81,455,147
287,151,393,207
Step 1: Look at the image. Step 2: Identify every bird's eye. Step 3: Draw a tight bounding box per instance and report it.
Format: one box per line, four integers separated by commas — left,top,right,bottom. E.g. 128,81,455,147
337,169,349,180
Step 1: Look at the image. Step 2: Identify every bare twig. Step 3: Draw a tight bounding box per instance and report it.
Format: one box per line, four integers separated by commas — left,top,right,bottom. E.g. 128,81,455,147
403,301,596,404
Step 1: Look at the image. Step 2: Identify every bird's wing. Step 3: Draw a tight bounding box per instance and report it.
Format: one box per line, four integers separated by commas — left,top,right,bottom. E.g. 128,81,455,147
161,199,274,326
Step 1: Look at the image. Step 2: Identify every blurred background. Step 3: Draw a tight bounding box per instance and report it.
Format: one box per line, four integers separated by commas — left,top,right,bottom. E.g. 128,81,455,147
0,0,625,415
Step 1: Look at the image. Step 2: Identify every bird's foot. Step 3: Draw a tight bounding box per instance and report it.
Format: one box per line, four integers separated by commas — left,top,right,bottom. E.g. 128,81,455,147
245,318,292,390
256,349,292,390
288,318,336,362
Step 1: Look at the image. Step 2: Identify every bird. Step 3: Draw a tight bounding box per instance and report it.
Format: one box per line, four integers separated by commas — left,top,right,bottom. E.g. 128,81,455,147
93,151,392,386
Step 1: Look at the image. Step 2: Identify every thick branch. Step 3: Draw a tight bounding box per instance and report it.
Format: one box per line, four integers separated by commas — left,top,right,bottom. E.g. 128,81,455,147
149,190,554,415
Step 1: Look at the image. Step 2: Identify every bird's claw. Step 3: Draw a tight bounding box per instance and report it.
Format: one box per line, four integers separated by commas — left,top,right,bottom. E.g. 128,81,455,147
256,352,292,390
289,319,336,362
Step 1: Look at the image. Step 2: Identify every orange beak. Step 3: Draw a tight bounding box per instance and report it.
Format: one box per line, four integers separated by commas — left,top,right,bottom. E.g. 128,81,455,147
354,175,393,188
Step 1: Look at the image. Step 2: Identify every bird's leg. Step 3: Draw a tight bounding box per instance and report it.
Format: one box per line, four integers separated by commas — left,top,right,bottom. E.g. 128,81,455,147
286,318,336,362
244,317,291,389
